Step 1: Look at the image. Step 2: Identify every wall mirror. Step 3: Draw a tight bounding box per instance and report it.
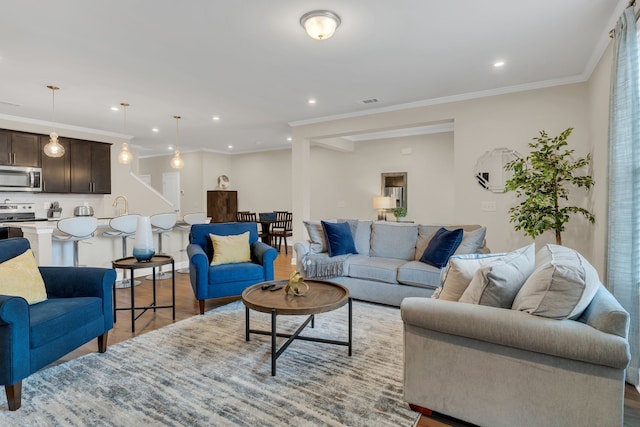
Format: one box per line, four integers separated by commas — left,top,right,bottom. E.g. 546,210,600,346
381,172,407,210
474,148,521,193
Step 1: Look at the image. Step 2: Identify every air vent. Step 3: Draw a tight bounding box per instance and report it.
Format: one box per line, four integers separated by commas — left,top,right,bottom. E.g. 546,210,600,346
0,100,21,107
358,98,380,105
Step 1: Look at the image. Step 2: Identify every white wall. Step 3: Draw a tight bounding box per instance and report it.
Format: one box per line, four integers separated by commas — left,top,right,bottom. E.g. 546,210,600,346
308,133,454,223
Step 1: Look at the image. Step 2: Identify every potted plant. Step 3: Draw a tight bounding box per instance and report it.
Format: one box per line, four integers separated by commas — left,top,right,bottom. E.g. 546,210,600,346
504,128,595,245
393,206,407,222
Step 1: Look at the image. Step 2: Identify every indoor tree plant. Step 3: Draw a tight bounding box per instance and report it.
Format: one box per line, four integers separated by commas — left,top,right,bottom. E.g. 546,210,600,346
504,128,594,245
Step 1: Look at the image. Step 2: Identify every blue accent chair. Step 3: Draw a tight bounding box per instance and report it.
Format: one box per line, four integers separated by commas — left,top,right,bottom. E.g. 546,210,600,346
0,238,115,411
187,222,278,314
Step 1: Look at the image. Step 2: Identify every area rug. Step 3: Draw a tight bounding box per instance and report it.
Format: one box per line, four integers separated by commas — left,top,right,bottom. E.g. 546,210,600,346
0,300,419,426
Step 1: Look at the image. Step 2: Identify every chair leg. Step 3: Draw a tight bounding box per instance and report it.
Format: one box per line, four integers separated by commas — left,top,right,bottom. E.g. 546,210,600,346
199,300,205,315
98,331,109,353
5,381,22,411
284,236,288,255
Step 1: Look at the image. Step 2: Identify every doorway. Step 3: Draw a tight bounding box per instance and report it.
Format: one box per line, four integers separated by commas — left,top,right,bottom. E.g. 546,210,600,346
162,172,181,213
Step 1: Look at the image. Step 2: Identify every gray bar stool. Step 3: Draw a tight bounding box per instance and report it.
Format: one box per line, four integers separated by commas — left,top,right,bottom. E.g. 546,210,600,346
52,217,98,267
145,212,177,280
103,214,141,288
175,212,210,273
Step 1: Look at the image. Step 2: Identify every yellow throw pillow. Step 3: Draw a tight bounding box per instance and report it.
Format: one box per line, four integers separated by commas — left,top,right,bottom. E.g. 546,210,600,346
0,249,47,304
209,232,251,266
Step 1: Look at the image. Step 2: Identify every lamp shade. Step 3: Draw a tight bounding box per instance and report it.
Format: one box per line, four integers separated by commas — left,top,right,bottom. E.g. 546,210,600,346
373,196,395,210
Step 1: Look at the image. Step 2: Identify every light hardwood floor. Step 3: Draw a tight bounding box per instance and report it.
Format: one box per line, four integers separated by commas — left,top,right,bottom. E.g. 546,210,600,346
64,248,640,427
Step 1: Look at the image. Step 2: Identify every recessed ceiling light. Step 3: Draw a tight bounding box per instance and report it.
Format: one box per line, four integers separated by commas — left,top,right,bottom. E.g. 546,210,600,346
212,116,220,121
493,61,505,68
152,128,159,132
110,106,119,111
287,137,292,142
228,145,233,149
308,99,317,105
167,145,174,150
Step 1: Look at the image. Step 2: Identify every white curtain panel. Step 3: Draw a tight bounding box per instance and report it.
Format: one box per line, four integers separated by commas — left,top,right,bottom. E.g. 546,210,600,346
607,6,640,385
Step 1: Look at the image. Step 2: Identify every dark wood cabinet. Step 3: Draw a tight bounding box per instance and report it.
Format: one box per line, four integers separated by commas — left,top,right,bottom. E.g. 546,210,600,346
0,130,40,167
207,190,238,223
40,136,70,193
70,139,111,194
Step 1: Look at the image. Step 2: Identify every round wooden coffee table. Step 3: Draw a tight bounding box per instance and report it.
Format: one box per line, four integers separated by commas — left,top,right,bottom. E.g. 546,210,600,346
242,279,352,376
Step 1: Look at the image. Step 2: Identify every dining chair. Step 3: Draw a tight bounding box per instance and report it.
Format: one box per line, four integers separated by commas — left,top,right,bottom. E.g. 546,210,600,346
270,211,293,254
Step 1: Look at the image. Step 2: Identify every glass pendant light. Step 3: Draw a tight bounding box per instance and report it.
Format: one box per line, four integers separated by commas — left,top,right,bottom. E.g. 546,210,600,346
117,102,133,164
43,85,65,158
170,115,184,169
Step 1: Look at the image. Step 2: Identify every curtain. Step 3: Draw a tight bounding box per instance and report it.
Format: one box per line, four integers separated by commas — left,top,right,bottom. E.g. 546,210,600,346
608,6,640,385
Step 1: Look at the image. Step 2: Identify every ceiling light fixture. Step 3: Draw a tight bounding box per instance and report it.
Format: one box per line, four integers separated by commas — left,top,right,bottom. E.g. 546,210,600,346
43,85,65,158
300,10,341,40
117,102,133,164
170,115,184,169
212,116,220,121
493,61,505,67
308,99,317,104
152,128,159,133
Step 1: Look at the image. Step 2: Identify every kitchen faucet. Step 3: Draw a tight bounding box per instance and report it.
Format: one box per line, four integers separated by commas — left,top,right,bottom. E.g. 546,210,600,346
113,195,129,216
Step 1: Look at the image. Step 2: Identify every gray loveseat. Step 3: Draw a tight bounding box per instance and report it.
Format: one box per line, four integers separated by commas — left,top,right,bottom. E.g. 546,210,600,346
294,220,486,306
402,244,631,427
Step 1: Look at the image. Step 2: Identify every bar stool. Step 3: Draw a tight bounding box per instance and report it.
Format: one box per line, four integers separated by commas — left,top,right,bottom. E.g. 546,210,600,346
52,217,98,267
145,212,177,280
175,212,209,274
103,214,141,288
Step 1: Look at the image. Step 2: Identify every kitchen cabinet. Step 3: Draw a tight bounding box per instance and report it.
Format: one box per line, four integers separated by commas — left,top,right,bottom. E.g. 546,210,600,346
0,130,40,167
207,190,237,223
40,135,70,193
70,139,111,194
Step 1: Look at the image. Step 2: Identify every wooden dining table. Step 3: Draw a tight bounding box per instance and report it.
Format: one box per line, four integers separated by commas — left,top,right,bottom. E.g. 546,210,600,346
258,219,275,246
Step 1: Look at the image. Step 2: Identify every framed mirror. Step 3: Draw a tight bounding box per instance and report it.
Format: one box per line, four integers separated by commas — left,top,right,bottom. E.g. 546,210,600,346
381,172,407,210
474,148,521,193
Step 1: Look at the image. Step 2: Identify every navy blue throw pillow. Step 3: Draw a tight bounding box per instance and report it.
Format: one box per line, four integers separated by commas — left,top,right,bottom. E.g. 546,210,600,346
420,228,464,268
321,221,357,257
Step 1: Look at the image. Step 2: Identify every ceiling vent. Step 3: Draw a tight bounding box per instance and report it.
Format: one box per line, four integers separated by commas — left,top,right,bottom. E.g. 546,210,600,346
358,98,380,105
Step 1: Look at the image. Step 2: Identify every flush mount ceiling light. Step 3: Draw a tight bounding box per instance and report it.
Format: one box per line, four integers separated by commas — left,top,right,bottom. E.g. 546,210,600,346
170,115,184,169
44,85,65,158
117,102,133,165
300,10,341,40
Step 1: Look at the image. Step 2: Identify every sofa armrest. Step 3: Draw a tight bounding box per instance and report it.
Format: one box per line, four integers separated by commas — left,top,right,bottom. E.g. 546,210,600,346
401,297,631,369
251,241,277,280
187,243,210,300
0,295,31,384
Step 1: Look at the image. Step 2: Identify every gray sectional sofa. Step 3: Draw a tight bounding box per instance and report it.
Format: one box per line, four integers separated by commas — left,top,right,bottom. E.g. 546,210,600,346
294,220,487,306
401,244,631,426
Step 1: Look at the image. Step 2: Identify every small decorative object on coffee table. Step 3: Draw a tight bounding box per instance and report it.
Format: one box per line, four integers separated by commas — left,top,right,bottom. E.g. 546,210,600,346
242,279,352,376
285,271,309,296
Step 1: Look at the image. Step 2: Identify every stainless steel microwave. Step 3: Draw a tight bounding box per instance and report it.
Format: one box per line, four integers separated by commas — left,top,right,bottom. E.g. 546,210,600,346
0,165,42,192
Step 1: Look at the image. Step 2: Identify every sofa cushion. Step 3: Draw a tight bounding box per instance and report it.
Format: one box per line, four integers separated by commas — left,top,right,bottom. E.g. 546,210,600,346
345,255,406,284
209,232,251,265
304,220,336,253
370,222,418,260
420,228,463,268
453,227,487,255
397,261,442,289
437,252,510,301
29,296,103,348
513,244,600,320
353,220,372,255
208,262,265,285
0,248,47,305
322,221,357,257
459,243,535,308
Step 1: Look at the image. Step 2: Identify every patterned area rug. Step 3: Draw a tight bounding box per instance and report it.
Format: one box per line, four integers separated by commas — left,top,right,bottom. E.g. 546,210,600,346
0,300,419,426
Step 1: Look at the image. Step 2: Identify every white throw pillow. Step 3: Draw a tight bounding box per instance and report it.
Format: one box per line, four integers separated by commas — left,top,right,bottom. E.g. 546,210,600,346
512,244,601,319
438,244,534,302
458,243,535,308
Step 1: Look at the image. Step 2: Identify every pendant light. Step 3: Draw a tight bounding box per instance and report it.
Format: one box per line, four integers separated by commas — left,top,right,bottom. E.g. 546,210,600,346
170,115,184,169
43,85,65,158
117,102,133,164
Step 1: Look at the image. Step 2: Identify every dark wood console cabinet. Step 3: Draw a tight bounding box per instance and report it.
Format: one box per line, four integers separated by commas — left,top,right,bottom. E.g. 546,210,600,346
207,190,237,223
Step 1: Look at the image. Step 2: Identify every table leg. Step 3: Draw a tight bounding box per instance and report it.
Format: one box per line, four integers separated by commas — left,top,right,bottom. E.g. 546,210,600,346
348,297,352,356
152,266,157,312
271,309,277,376
130,268,136,333
245,307,250,341
171,259,175,320
112,276,117,322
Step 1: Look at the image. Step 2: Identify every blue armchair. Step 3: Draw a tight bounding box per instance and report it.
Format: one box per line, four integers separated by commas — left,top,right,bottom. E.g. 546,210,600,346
0,238,115,411
187,222,278,314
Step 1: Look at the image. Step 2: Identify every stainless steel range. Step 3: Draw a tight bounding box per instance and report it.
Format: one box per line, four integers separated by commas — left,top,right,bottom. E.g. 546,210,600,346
0,202,48,239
